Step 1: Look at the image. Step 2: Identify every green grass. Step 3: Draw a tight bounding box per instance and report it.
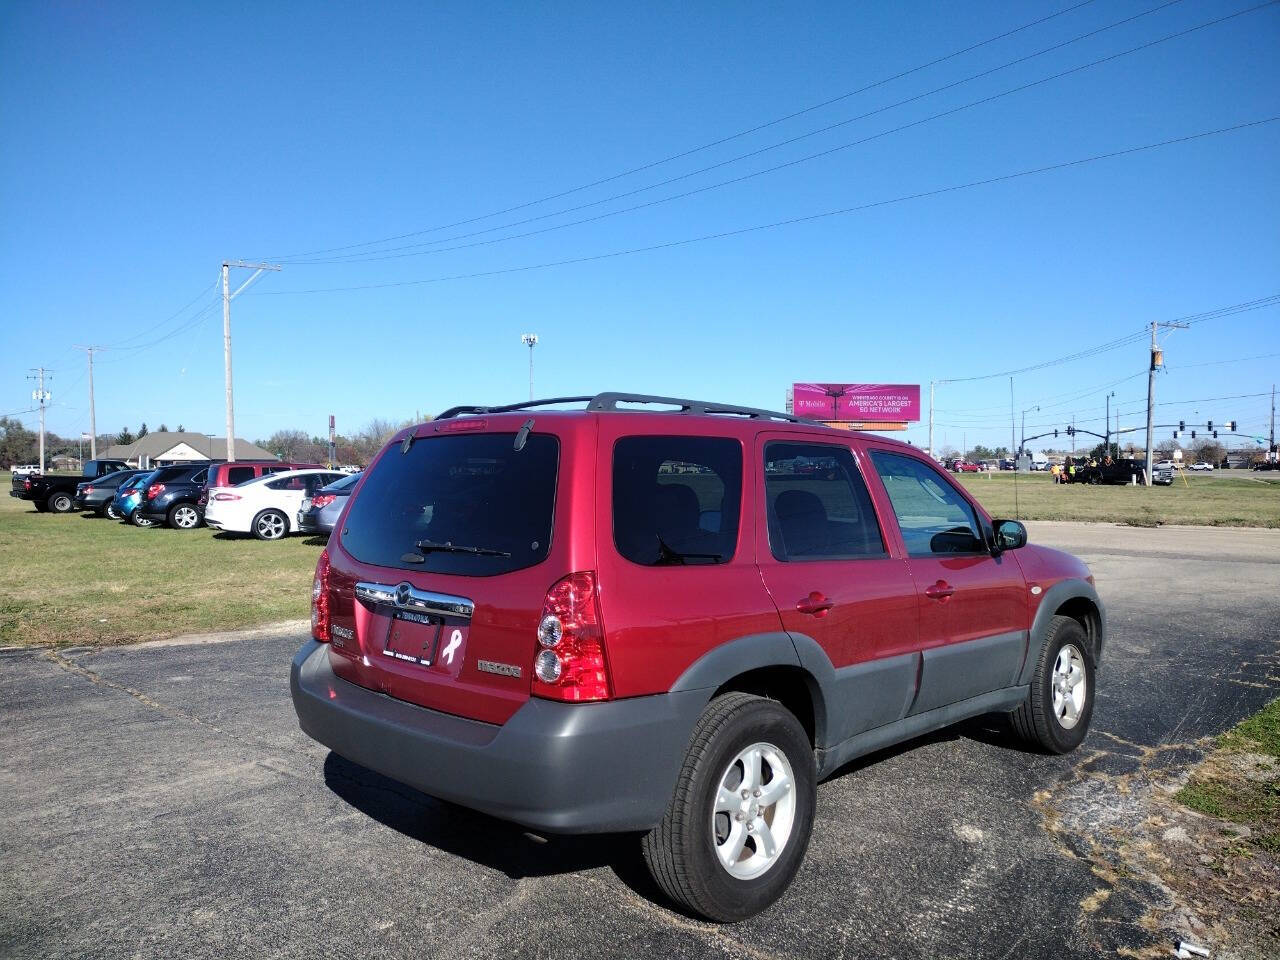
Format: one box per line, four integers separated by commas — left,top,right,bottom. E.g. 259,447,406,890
0,490,320,647
955,470,1280,528
1177,699,1280,854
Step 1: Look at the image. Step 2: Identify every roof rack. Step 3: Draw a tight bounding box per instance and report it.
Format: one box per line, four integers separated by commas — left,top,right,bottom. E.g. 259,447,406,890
436,392,818,424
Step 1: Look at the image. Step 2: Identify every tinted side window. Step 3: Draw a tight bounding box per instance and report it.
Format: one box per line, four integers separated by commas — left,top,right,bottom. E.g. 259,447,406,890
226,466,255,485
267,475,307,491
869,451,986,556
764,442,884,560
613,436,741,566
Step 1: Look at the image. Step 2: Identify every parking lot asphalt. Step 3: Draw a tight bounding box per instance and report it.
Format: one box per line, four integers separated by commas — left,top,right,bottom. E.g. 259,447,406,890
2,522,1278,960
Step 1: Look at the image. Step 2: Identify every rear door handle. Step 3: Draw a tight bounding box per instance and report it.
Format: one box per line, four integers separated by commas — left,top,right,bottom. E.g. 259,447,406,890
796,592,835,617
924,580,955,601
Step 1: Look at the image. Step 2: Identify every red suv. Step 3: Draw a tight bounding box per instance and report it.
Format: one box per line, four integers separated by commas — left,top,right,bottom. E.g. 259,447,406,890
291,393,1103,921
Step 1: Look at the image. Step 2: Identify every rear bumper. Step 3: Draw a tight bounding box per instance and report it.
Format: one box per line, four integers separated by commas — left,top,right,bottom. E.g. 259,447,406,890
290,640,705,834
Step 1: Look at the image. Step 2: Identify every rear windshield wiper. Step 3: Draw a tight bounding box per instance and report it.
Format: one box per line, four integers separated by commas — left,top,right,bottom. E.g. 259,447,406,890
655,536,724,566
413,539,511,558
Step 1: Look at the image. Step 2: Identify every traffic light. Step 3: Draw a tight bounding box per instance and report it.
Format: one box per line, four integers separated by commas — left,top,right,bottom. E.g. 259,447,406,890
1066,425,1075,436
1172,431,1179,439
1191,430,1197,439
1053,429,1059,437
1207,420,1213,431
1213,431,1218,439
1179,420,1185,431
1227,420,1237,431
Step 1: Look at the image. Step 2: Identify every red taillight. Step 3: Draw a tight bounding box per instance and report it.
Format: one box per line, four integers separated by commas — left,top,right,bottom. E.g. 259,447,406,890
23,479,31,490
531,571,610,702
84,486,94,494
311,549,331,642
213,492,241,501
146,483,165,500
311,494,336,509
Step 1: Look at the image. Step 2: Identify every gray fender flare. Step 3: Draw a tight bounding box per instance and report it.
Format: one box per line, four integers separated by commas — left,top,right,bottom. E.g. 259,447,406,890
1019,579,1106,685
669,631,830,746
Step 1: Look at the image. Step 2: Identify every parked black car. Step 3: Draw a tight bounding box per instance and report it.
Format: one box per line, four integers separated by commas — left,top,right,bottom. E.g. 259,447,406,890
133,463,220,529
1072,457,1172,486
296,472,360,535
10,459,129,512
72,469,149,516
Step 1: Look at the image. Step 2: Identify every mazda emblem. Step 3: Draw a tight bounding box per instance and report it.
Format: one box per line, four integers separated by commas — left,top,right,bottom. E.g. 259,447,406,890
395,582,413,608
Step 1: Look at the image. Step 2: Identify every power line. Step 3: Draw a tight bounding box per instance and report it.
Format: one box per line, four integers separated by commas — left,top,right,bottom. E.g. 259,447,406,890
265,0,1106,261
256,117,1280,296
1167,350,1280,369
285,0,1199,266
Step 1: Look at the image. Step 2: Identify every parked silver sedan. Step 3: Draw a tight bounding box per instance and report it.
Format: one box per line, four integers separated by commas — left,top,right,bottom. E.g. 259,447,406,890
296,472,361,535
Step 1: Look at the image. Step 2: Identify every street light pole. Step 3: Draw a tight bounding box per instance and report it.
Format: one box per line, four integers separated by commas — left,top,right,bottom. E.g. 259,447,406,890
521,333,538,400
1020,405,1039,456
1105,391,1115,458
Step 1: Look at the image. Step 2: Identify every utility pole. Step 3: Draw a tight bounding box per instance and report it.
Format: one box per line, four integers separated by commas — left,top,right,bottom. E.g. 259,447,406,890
1009,377,1017,460
1270,384,1276,457
1071,414,1076,454
73,345,102,459
521,333,538,401
1144,320,1189,485
26,367,51,473
222,260,281,462
928,381,935,458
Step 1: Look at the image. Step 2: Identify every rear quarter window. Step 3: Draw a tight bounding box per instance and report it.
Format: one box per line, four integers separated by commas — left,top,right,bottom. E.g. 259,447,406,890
340,433,559,577
613,435,742,566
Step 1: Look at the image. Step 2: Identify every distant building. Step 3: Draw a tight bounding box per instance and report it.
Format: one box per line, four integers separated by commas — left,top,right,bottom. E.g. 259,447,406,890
100,432,277,468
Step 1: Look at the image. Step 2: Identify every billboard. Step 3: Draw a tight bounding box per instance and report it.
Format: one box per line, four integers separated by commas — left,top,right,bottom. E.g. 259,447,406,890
791,383,921,422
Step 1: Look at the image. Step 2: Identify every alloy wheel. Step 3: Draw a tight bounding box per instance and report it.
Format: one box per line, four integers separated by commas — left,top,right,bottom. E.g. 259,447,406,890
257,513,286,540
711,741,796,880
173,505,200,529
1051,642,1087,729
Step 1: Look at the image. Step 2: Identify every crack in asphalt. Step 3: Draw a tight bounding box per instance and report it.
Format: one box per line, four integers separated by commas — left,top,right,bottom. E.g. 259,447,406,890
39,648,311,780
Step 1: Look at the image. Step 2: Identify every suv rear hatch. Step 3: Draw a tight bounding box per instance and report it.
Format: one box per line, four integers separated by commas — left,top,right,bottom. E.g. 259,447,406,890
324,423,576,725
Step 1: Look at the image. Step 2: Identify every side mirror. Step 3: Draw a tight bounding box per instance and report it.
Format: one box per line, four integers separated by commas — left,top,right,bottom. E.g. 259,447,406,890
992,519,1027,553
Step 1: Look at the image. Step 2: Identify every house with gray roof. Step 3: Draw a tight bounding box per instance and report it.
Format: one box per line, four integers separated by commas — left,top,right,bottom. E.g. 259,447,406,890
100,432,277,468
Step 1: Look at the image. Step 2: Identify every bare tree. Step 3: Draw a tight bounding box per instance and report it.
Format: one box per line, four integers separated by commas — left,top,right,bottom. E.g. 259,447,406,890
266,429,311,461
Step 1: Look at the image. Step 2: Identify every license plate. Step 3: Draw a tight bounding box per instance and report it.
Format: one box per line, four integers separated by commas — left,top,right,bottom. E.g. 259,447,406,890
383,610,445,666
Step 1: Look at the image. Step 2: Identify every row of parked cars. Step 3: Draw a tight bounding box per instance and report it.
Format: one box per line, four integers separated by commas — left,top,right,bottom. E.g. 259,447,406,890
10,457,361,540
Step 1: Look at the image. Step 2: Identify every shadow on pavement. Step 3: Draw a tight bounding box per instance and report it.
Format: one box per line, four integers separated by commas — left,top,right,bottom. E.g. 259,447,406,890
322,753,667,904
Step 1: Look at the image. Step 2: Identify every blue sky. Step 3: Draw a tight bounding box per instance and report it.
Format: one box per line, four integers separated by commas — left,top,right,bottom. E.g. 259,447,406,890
2,0,1277,454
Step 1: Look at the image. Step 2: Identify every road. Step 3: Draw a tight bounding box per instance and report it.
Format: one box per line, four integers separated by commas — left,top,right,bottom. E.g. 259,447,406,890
2,522,1278,959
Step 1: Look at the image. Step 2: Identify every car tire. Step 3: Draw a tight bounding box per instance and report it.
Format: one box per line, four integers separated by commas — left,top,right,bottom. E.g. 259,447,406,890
1010,615,1095,754
167,503,202,530
33,501,49,512
641,692,816,922
47,492,73,513
252,509,289,541
105,502,122,520
131,511,155,527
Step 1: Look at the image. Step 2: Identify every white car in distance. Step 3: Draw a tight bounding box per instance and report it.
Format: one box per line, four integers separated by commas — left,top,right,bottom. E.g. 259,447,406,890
204,469,345,540
1188,461,1215,472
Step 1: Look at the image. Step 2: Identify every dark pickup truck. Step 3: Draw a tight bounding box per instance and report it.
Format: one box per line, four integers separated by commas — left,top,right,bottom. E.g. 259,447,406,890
10,459,130,513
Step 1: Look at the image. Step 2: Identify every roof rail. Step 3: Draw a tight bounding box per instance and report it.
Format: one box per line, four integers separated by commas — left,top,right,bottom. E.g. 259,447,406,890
436,392,818,424
435,396,595,419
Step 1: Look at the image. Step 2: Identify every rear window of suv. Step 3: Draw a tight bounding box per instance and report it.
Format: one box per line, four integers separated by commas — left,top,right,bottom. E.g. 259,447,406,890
613,436,742,566
340,433,559,577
